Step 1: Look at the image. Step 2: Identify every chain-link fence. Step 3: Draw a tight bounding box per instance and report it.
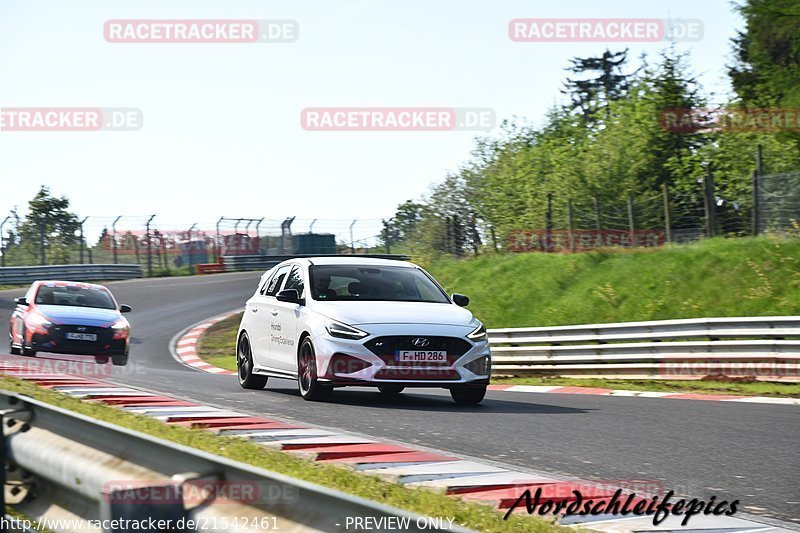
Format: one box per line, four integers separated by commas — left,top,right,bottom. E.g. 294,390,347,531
508,168,799,253
757,171,800,234
0,215,386,273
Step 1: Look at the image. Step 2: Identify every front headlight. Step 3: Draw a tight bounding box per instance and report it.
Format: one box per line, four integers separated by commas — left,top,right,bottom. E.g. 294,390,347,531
28,313,52,328
467,322,487,341
325,319,369,340
111,318,128,330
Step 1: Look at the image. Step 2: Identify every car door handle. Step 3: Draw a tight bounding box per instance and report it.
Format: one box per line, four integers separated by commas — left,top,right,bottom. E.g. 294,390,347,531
271,310,278,316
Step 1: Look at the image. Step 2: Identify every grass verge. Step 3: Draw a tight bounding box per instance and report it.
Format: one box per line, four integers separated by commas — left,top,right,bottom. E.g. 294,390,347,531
195,313,241,372
491,376,800,397
0,375,562,532
421,236,800,327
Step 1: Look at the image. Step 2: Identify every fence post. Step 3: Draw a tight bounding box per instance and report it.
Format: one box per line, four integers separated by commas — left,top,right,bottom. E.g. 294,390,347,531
39,220,46,266
703,166,716,237
593,194,602,247
567,198,575,253
112,216,122,264
753,144,763,236
145,215,155,277
0,216,8,267
751,169,760,236
349,219,357,254
545,192,553,252
662,182,672,243
756,143,764,176
627,194,636,247
215,217,223,263
79,216,88,264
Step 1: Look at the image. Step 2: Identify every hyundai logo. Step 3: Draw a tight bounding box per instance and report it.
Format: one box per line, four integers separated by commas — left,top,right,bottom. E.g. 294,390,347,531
76,327,87,332
411,338,430,347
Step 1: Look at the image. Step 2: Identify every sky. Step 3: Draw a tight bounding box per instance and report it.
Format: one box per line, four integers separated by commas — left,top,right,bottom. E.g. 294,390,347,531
0,0,744,244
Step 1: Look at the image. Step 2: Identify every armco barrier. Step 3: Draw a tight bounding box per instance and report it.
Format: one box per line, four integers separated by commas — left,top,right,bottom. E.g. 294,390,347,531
488,316,800,381
0,264,143,285
0,390,463,533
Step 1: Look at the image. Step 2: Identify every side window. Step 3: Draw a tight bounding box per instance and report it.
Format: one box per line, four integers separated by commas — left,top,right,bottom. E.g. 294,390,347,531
258,272,273,295
284,266,305,297
265,266,291,297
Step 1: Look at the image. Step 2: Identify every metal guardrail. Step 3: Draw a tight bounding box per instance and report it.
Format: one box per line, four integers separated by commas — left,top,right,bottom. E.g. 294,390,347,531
488,317,800,381
0,264,143,285
221,254,411,272
0,390,462,533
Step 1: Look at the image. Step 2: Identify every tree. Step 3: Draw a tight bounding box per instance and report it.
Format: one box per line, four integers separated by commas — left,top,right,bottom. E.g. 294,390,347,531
562,49,635,124
729,0,800,146
18,186,80,265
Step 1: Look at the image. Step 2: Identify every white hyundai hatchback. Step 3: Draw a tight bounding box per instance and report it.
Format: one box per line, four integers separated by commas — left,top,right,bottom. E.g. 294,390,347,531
236,257,491,404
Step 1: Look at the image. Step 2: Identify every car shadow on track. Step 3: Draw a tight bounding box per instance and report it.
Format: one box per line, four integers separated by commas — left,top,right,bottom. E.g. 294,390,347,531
258,383,590,414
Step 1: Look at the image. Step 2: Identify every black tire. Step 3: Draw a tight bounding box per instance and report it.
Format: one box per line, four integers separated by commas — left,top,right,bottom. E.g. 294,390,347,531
9,332,21,355
450,385,487,405
20,329,36,357
377,385,405,397
237,333,267,390
298,338,332,401
111,355,128,366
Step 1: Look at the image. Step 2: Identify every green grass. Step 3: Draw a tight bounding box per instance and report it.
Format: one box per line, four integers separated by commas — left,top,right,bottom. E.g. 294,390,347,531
420,236,800,327
196,313,241,371
492,376,800,397
0,376,562,533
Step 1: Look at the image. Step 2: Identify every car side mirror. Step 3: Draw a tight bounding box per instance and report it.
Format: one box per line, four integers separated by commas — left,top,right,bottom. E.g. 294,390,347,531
276,289,304,305
14,297,28,306
452,293,470,307
120,304,133,313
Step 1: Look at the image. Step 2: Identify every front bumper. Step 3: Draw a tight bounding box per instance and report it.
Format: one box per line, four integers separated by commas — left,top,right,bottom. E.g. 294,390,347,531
312,324,491,387
28,326,128,356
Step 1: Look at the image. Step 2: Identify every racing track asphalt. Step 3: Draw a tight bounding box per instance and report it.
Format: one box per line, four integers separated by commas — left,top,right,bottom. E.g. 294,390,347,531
0,273,798,526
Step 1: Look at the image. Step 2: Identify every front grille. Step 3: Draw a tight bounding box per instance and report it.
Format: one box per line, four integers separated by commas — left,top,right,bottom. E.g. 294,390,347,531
364,336,472,366
49,325,114,345
374,368,460,381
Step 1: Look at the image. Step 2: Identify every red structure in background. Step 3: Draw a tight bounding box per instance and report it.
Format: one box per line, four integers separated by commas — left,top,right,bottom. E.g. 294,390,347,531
508,229,665,253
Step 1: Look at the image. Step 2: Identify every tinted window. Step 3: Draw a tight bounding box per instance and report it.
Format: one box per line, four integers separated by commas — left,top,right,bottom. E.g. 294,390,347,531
310,265,449,303
265,266,290,297
35,285,116,310
284,266,305,297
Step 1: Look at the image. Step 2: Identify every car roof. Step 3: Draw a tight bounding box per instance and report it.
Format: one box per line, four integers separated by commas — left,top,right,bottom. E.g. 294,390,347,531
288,257,416,268
35,280,109,290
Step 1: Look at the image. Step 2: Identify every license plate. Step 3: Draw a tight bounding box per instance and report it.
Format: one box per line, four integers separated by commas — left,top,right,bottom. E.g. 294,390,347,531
65,332,97,342
395,350,447,362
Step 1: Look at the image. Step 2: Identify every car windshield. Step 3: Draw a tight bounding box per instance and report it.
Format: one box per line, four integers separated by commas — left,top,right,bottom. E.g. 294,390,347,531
311,265,450,303
35,285,117,310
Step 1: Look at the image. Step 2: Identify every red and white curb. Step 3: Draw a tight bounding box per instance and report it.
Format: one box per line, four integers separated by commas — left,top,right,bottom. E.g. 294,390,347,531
488,384,800,405
0,361,791,533
172,310,240,375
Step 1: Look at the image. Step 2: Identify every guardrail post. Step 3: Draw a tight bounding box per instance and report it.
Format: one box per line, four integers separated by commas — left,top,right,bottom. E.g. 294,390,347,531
1,399,33,533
